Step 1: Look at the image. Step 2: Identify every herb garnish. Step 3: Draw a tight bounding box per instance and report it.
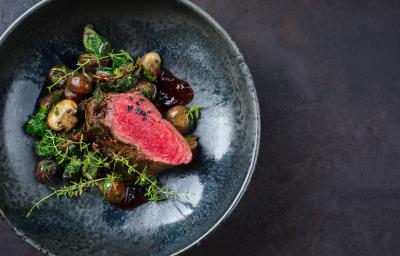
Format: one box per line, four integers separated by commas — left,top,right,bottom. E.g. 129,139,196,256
186,105,201,129
47,52,131,92
26,175,116,217
83,25,112,58
25,106,49,137
27,130,188,217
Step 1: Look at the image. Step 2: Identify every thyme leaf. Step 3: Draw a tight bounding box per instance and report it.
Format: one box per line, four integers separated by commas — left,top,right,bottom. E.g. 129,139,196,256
26,175,114,217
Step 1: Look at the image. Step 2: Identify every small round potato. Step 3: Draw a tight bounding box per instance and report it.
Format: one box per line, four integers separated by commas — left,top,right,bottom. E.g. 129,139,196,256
166,105,190,135
47,99,78,132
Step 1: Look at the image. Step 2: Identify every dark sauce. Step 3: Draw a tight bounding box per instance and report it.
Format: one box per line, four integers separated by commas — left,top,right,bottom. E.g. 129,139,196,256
154,70,194,112
118,185,148,210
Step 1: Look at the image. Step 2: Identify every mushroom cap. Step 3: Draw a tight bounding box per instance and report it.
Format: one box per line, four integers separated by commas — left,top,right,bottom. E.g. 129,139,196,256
47,99,78,131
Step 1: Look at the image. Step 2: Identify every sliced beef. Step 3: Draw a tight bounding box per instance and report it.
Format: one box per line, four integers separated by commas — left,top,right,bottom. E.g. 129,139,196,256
84,92,192,176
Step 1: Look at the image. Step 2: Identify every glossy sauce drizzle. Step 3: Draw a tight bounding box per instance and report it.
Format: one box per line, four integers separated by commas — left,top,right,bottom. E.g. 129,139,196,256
153,70,194,112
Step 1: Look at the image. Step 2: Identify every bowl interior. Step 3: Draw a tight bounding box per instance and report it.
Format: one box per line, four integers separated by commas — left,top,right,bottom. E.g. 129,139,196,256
0,0,259,255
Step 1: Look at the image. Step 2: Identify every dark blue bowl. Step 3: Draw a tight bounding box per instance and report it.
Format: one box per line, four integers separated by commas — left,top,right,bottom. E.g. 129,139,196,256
0,0,260,255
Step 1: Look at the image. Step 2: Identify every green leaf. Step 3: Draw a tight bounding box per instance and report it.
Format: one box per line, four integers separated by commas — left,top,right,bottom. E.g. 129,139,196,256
82,152,100,179
51,66,69,74
111,50,133,68
98,74,137,92
64,156,82,178
83,165,98,180
141,85,152,99
115,75,137,91
113,57,141,78
83,25,112,57
35,134,58,158
186,105,202,130
95,67,115,78
143,68,156,82
113,63,132,77
25,106,49,137
184,135,193,142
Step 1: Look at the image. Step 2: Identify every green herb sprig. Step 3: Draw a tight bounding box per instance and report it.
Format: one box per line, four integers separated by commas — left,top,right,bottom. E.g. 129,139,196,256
25,106,49,137
26,174,116,217
186,105,201,129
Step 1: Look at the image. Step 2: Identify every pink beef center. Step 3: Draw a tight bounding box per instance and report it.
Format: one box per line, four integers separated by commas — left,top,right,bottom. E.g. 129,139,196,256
110,94,192,165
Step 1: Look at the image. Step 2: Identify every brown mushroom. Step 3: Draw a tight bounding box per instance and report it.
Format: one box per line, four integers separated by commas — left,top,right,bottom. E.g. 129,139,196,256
35,160,57,184
99,179,126,204
166,105,191,135
38,89,63,109
47,64,71,89
66,73,93,96
78,53,110,73
47,99,79,132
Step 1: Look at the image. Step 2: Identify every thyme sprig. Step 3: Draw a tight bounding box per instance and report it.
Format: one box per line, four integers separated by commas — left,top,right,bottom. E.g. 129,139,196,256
112,153,189,201
26,175,115,217
47,52,131,92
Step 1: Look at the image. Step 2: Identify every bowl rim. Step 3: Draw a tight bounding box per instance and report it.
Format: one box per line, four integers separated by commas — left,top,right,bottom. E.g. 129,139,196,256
0,0,261,255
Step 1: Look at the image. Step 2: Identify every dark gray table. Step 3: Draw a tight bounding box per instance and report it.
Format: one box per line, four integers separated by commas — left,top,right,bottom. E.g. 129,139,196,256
2,0,400,255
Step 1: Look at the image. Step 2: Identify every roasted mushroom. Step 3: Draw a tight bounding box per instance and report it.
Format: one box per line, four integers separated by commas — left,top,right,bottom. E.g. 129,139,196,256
166,105,190,135
38,89,63,109
99,179,126,204
66,73,93,96
63,87,80,101
47,64,71,89
78,53,110,73
47,99,78,132
35,160,57,184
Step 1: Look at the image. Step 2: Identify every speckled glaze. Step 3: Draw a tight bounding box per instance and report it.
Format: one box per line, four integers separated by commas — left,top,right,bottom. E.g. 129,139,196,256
0,0,260,255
